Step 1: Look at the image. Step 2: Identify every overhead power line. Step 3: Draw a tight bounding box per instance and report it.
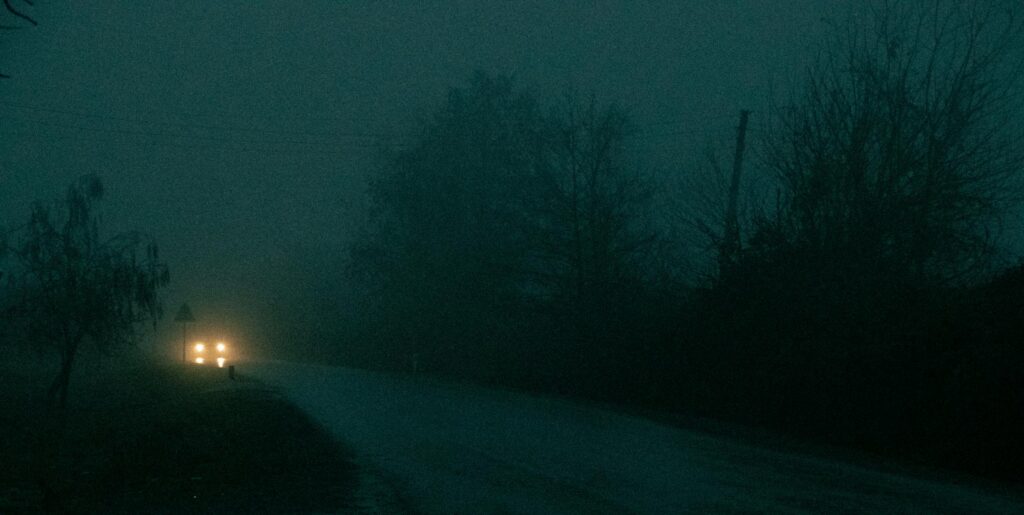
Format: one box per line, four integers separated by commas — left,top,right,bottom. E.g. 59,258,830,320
0,99,747,158
0,99,739,142
0,100,386,140
6,117,389,149
0,129,389,156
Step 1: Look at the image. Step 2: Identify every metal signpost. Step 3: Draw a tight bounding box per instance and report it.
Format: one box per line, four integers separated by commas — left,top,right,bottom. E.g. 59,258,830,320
174,303,196,363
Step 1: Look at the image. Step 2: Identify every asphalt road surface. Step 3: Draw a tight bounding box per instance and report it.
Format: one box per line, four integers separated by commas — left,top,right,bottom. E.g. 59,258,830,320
247,361,1024,514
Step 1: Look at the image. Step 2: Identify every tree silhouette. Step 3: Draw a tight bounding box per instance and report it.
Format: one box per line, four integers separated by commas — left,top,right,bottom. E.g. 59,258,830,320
349,74,658,378
523,96,656,336
760,0,1024,286
5,175,169,408
350,73,543,371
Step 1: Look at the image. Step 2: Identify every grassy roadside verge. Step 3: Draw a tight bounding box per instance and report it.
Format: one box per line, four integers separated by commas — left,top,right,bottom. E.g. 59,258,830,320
0,360,358,514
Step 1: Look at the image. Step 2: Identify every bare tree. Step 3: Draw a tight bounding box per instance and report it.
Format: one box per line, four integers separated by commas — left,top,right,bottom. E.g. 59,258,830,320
5,176,169,408
523,97,655,315
761,0,1024,285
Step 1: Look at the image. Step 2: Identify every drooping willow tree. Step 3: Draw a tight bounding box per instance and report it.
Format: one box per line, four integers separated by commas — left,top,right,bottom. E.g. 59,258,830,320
5,176,169,408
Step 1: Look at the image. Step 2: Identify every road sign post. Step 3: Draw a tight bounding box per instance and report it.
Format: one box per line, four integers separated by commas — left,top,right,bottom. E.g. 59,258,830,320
174,303,196,363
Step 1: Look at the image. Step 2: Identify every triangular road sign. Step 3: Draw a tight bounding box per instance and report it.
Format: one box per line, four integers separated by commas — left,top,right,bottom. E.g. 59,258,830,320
174,303,196,323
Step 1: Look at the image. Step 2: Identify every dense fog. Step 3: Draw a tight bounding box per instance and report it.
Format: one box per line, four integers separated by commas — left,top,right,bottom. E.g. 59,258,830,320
3,1,1024,501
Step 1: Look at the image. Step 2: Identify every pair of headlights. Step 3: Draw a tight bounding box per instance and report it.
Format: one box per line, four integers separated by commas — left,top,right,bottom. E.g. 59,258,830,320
193,341,228,367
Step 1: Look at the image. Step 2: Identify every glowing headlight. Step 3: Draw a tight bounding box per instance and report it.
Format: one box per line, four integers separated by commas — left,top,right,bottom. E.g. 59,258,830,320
217,357,226,368
195,342,205,353
216,342,226,352
195,357,205,364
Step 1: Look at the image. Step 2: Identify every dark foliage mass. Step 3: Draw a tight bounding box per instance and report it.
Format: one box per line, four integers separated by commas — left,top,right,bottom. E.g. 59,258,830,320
679,0,1024,481
342,0,1024,485
347,73,670,390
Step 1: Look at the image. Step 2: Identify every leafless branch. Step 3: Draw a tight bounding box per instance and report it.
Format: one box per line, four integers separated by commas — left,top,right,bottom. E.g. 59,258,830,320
2,0,36,26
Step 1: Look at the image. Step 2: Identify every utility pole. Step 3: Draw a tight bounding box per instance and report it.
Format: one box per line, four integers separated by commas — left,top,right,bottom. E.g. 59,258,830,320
720,109,750,276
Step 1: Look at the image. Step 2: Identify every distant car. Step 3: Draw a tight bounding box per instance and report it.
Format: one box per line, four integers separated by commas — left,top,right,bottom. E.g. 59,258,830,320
190,340,229,368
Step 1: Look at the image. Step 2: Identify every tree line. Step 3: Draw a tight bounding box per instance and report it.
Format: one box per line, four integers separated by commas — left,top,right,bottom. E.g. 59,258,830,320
342,1,1024,483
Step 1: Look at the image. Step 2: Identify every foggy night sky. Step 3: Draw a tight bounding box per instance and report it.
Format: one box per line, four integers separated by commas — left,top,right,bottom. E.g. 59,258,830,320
0,1,848,356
